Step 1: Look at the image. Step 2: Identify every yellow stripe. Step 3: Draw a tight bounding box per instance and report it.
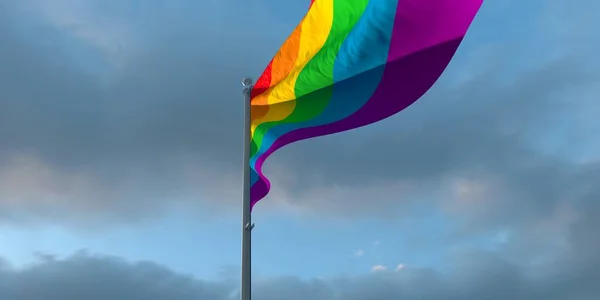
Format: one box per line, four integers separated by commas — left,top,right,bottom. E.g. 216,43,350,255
251,0,334,135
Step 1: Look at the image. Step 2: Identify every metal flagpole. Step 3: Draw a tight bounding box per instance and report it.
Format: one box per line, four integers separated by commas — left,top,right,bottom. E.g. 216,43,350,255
241,77,254,300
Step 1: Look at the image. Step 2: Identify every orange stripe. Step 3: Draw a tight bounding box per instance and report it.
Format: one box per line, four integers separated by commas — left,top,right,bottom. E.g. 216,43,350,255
251,17,304,106
270,26,303,88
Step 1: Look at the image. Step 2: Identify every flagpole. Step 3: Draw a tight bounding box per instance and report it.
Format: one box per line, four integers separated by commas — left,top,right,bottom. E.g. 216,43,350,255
241,77,254,300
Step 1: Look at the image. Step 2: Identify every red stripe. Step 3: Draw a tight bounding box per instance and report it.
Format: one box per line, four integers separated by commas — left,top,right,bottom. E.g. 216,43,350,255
251,59,273,99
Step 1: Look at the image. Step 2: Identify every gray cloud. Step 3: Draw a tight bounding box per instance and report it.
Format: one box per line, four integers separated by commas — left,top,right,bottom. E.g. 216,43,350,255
0,0,281,224
0,0,598,229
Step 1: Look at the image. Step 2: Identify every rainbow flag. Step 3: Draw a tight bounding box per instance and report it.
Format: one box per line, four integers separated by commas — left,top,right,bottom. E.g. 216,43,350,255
249,0,483,208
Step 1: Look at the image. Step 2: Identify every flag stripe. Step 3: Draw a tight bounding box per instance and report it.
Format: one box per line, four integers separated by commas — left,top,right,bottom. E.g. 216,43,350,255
250,0,334,151
251,0,368,158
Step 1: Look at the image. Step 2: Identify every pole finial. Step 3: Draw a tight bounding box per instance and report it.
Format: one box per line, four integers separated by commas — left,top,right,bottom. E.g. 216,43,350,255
242,77,253,87
242,77,253,96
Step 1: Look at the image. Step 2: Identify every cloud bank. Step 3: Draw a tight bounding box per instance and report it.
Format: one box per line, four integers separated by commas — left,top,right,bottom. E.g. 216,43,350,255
0,0,597,228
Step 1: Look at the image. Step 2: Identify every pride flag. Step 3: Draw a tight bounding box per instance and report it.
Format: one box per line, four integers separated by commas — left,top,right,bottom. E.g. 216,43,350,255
249,0,483,208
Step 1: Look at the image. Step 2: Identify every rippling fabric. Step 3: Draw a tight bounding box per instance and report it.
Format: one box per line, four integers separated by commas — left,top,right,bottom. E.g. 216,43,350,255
249,0,483,209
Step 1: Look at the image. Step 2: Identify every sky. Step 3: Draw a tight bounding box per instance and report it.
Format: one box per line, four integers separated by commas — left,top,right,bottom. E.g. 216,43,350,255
0,0,599,299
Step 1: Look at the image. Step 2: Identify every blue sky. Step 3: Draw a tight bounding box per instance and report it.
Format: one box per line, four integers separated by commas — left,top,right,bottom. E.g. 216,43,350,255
0,0,599,299
0,196,456,278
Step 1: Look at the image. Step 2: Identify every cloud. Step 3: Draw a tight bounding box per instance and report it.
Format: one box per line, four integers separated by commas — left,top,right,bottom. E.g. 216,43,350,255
0,0,598,231
0,0,283,225
371,265,387,272
353,249,365,257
